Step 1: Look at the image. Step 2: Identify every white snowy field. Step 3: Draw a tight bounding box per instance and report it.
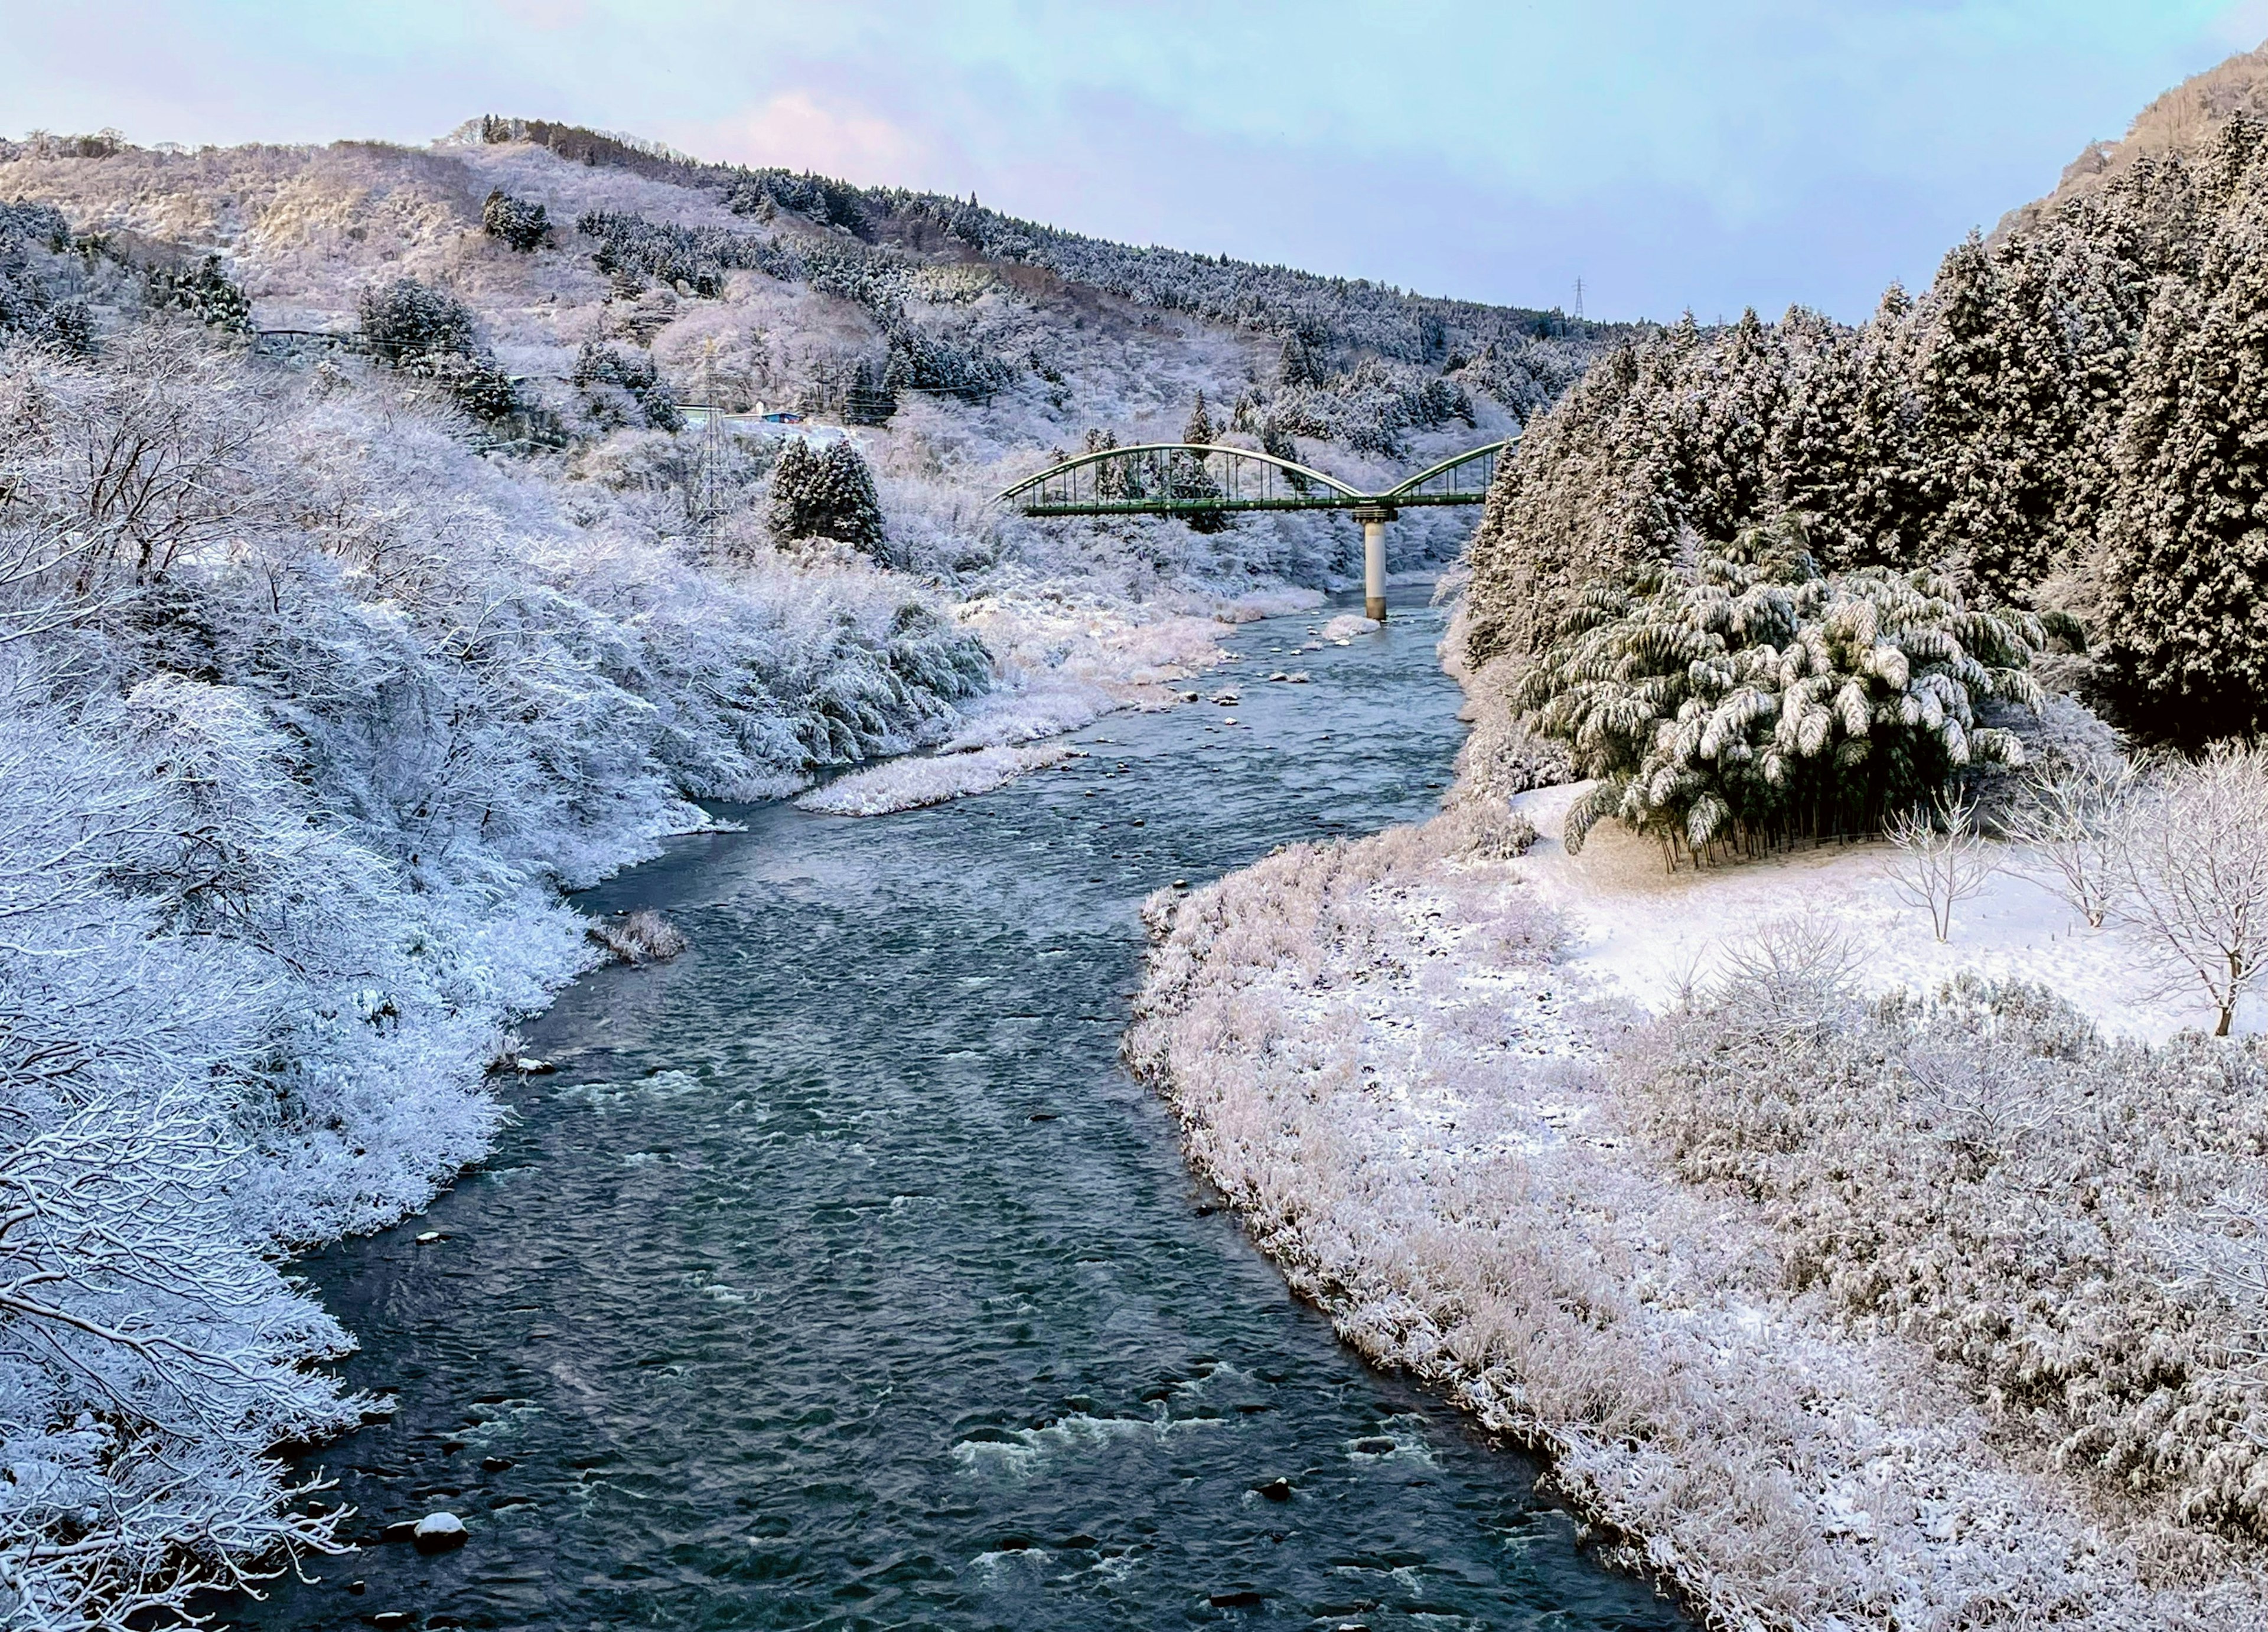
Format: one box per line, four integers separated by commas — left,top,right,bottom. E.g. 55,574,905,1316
1133,787,2268,1630
1510,781,2255,1042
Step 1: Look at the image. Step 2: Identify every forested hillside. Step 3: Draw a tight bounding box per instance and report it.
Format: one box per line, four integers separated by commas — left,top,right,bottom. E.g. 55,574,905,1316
1464,83,2268,746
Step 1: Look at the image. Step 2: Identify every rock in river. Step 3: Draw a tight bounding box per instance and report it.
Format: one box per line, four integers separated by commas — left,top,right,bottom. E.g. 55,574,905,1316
412,1512,468,1554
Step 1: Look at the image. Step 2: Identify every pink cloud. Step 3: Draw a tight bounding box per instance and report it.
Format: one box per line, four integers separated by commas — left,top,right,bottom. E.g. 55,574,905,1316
673,90,934,185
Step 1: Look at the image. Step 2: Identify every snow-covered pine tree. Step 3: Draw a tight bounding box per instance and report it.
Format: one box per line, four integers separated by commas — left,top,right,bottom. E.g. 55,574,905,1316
1909,232,2071,602
572,341,680,431
146,254,252,332
1278,333,1319,388
2097,132,2268,741
1770,298,1920,572
768,437,888,557
1175,393,1228,531
1183,391,1217,446
481,189,549,253
1682,308,1790,545
354,277,519,421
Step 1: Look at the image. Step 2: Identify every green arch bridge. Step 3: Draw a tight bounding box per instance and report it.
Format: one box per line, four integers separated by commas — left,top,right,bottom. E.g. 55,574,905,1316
997,439,1513,621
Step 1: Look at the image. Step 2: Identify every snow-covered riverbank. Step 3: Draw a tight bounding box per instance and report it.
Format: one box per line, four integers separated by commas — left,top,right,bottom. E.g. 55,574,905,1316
1130,746,2268,1630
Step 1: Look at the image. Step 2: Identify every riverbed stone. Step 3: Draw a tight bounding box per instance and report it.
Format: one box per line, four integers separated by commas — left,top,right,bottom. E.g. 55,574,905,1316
412,1511,468,1553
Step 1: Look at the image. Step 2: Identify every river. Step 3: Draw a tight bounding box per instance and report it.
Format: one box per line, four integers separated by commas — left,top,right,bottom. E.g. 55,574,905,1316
237,588,1683,1631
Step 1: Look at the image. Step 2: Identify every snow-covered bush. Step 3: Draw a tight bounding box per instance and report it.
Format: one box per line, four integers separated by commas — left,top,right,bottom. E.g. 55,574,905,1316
1450,796,1537,859
1881,792,1993,941
1520,530,2042,861
1624,970,2268,1543
480,187,548,252
2002,751,2140,928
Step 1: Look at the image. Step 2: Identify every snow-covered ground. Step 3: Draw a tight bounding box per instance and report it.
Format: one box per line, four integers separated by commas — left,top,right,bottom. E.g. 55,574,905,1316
1511,781,2256,1041
1132,808,2268,1630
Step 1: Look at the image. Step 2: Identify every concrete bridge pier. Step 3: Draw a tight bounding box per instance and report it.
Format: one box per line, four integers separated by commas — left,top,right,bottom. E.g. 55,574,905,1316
1354,504,1397,622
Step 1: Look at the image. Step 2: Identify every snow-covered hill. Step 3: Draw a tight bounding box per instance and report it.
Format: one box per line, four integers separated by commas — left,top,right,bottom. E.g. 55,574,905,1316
0,120,1617,1628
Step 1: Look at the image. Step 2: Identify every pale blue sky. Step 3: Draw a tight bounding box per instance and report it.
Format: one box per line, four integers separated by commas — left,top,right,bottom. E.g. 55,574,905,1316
4,1,2263,320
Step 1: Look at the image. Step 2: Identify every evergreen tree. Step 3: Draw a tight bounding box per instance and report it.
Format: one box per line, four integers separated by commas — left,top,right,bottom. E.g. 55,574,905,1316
1682,308,1788,544
1182,391,1217,446
2097,204,2268,740
768,437,888,557
572,341,681,430
146,254,252,332
481,189,550,253
1278,334,1319,388
356,278,520,421
1172,394,1227,531
1909,233,2070,600
1768,302,1920,573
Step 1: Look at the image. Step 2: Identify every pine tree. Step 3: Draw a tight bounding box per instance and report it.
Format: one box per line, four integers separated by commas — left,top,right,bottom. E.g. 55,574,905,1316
356,277,520,421
1683,308,1788,544
768,438,888,557
1172,393,1228,531
1182,391,1217,446
1910,233,2070,601
481,190,549,253
1771,295,1922,573
1278,334,1319,388
2097,190,2268,740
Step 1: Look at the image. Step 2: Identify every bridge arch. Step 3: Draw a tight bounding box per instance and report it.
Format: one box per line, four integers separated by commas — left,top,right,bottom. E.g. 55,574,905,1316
998,443,1367,515
999,434,1519,621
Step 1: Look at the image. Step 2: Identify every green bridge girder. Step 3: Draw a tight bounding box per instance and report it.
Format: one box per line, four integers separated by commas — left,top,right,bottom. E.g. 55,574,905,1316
997,438,1514,518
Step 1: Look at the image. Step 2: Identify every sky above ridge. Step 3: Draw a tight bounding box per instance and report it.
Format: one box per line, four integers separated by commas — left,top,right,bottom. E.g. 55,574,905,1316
4,2,2265,322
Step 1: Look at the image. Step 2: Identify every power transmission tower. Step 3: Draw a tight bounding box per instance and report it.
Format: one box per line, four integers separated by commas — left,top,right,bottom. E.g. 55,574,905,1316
1573,277,1585,321
687,409,726,557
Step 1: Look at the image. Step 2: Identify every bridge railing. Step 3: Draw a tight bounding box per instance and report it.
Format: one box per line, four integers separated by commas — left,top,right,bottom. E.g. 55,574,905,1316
1001,443,1371,516
999,438,1514,517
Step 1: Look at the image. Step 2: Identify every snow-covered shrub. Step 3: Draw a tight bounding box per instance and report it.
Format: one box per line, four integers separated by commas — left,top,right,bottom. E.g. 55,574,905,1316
480,187,548,252
354,276,518,420
767,437,887,556
592,908,687,964
1520,530,2042,861
2001,750,2140,928
1451,797,1537,859
1622,970,2268,1544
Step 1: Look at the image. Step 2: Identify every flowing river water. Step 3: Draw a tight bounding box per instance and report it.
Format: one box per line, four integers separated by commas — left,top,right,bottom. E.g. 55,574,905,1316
239,589,1683,1632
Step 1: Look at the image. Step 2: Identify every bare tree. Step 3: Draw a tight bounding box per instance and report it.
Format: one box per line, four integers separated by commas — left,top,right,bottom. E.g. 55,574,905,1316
1883,792,1995,943
2116,744,2268,1037
2000,753,2140,929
